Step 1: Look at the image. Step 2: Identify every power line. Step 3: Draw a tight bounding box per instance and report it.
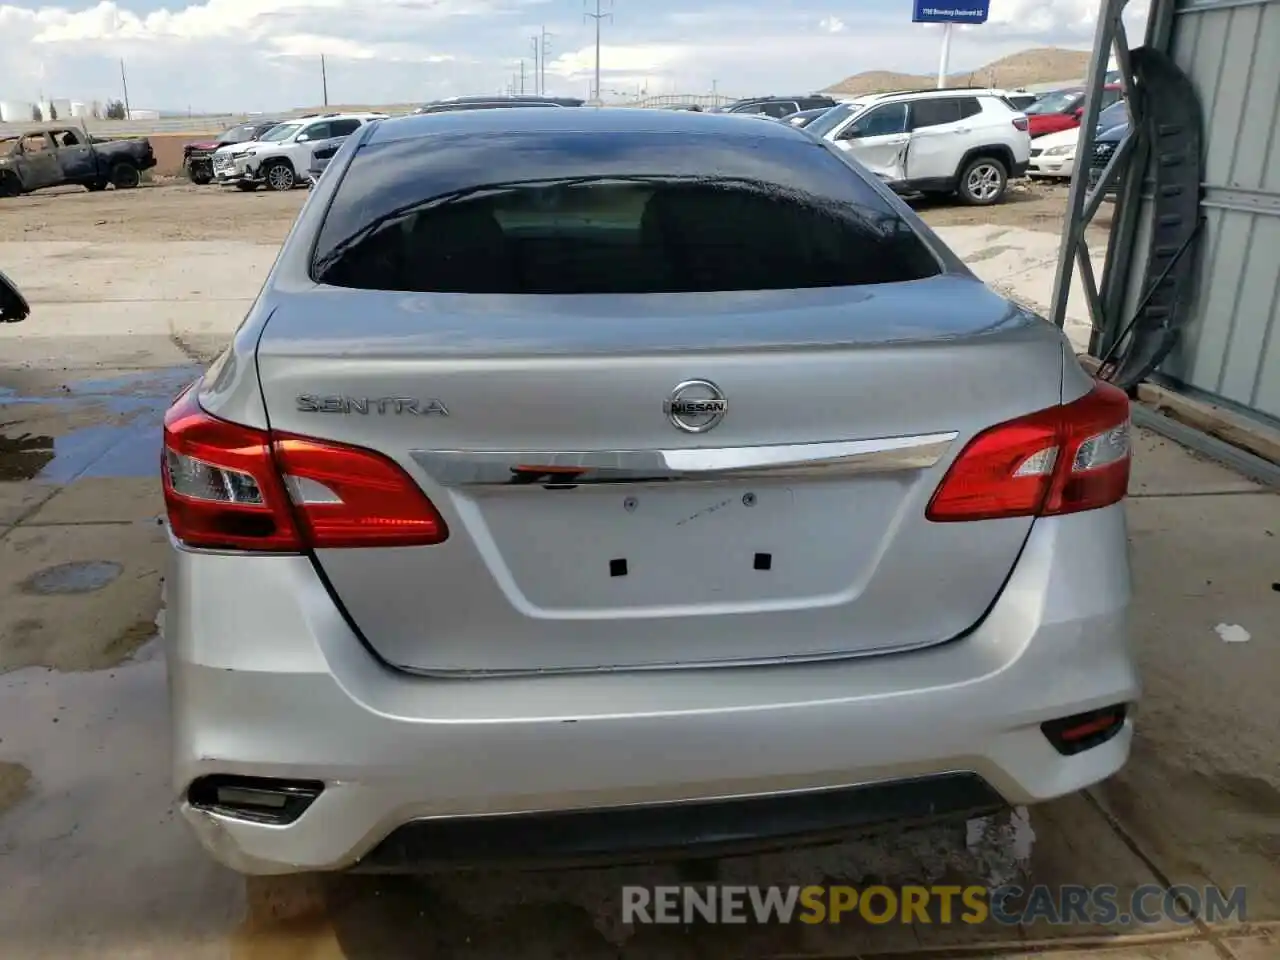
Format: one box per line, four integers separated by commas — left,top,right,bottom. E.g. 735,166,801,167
583,0,613,103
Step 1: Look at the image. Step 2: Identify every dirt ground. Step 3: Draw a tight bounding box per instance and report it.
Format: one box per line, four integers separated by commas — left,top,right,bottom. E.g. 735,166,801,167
0,181,1276,960
0,177,1091,244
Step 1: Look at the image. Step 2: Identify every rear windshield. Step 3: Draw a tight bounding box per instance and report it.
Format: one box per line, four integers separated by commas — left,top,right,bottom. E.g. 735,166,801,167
311,130,941,294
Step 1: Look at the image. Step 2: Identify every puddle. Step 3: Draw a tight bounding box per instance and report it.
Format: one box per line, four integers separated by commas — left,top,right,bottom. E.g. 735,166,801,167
20,560,123,595
0,433,54,481
0,365,200,483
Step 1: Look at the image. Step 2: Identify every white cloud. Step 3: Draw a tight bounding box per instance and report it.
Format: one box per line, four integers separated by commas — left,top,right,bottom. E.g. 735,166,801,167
0,0,1146,113
549,43,685,78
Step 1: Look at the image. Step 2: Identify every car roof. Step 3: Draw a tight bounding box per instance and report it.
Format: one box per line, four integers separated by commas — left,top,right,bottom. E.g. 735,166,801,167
859,87,1006,104
423,95,584,106
366,105,816,146
293,113,386,122
9,121,89,135
725,94,834,105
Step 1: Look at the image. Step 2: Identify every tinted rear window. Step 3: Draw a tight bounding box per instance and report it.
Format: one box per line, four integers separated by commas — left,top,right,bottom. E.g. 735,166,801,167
312,130,941,294
910,98,962,129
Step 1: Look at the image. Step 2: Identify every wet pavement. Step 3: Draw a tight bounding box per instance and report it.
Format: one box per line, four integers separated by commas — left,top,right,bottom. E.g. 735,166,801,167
1,220,1278,959
0,366,199,486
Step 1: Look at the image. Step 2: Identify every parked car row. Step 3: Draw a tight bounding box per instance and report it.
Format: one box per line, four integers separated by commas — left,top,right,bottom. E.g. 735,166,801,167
711,94,841,118
185,96,589,193
0,121,157,197
206,112,388,191
1027,98,1130,181
182,118,284,185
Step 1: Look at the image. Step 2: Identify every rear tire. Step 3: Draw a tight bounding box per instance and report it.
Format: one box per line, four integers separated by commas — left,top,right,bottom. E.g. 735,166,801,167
956,156,1008,206
0,173,19,198
188,164,212,185
263,161,296,192
110,163,141,189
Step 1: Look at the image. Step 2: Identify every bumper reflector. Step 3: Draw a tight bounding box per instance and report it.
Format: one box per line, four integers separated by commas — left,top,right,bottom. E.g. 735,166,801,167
187,774,324,825
1041,704,1129,756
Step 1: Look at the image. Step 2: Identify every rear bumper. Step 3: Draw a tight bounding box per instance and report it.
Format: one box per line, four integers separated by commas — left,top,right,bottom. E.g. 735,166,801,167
360,774,1003,871
166,504,1137,875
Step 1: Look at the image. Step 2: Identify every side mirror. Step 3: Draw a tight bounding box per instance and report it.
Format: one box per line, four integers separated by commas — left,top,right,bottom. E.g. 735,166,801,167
297,134,310,143
0,267,31,324
1072,107,1084,118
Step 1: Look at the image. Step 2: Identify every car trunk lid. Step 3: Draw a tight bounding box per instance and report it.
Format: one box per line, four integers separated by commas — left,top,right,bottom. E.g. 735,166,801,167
254,275,1066,675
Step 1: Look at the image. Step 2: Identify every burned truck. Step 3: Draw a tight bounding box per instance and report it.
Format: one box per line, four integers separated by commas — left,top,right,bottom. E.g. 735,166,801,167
0,121,157,197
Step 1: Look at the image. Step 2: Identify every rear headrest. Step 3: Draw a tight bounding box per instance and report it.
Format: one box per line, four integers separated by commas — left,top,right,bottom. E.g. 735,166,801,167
638,185,806,290
402,201,514,292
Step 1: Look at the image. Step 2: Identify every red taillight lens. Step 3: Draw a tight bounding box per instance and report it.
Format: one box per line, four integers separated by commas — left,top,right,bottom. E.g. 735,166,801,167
162,389,448,551
274,434,448,548
162,387,300,551
926,381,1131,522
1013,116,1029,132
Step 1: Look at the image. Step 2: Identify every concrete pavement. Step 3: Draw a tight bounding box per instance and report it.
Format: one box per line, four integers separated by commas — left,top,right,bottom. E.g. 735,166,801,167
0,226,1276,959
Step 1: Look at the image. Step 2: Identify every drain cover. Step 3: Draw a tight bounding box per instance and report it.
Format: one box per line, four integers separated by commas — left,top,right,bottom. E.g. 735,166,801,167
21,561,123,595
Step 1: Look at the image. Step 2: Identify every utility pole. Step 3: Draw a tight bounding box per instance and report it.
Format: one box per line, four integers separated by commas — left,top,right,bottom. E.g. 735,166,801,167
519,59,526,95
530,36,541,95
119,58,131,119
321,54,329,106
583,0,613,103
540,27,553,96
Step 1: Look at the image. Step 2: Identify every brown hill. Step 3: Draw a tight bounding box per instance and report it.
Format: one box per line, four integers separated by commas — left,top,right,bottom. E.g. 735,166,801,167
825,47,1091,96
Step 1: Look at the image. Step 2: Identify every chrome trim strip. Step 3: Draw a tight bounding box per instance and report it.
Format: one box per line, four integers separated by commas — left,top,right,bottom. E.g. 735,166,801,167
412,433,957,487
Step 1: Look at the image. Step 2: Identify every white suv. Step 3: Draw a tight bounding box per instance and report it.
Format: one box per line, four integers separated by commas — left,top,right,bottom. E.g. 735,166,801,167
212,113,387,192
805,89,1031,205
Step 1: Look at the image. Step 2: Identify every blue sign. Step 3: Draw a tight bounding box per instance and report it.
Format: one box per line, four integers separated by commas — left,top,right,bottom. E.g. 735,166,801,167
912,0,991,23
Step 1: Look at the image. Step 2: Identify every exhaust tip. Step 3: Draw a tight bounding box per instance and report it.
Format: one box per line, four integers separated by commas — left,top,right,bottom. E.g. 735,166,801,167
187,774,324,825
1041,704,1129,756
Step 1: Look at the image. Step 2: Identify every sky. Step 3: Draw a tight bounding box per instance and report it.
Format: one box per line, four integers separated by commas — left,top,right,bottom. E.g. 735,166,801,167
0,0,1145,114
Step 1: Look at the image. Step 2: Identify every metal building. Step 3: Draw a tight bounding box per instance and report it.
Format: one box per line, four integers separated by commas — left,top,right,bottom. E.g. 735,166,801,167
1051,0,1280,435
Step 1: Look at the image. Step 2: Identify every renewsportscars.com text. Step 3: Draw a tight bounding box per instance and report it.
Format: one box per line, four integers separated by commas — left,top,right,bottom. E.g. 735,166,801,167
621,884,1247,926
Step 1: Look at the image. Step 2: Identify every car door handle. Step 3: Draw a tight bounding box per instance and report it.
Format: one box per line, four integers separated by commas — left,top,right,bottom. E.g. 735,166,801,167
954,127,971,134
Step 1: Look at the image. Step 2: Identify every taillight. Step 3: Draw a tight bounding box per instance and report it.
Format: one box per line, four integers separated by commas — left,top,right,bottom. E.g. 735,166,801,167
1013,116,1029,132
162,388,448,551
926,381,1131,522
273,434,448,548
